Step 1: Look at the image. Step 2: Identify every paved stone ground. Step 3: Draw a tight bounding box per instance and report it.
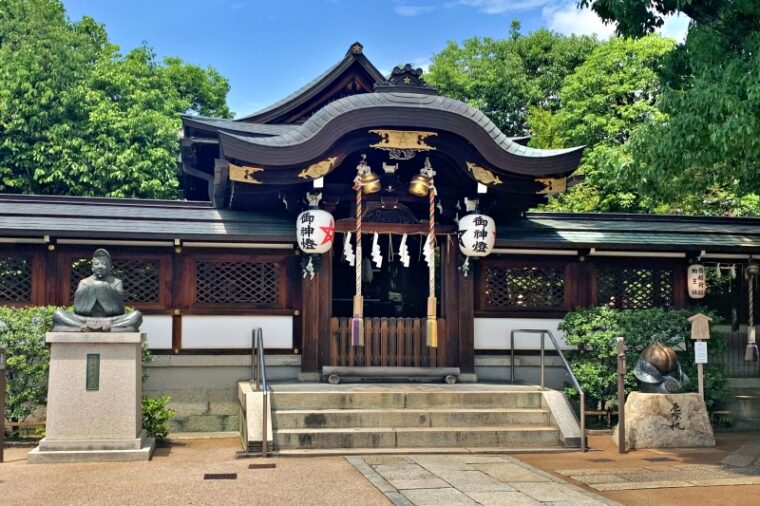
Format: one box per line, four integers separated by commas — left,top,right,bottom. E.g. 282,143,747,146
557,437,760,491
347,454,620,506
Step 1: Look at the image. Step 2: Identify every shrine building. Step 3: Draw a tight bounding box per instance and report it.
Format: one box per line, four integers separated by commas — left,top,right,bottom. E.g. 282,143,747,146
2,43,760,442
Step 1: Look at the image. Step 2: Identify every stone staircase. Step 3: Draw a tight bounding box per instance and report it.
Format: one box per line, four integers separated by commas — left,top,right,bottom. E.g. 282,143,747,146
262,385,574,452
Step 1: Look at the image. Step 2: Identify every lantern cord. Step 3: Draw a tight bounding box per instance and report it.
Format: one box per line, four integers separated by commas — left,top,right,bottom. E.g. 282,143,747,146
747,270,758,361
426,182,438,348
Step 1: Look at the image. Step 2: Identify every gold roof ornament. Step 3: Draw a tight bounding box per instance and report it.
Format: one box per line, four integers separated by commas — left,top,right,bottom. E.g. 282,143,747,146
369,130,437,151
536,177,567,194
298,156,338,180
228,163,264,184
466,162,503,186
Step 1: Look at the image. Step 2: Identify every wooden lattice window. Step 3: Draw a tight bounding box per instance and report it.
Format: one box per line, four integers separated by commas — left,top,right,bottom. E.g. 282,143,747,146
195,260,280,305
70,258,161,304
0,257,32,302
596,265,674,309
483,264,565,311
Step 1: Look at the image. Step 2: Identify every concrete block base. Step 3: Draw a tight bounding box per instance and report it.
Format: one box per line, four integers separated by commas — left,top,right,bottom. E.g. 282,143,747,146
28,437,155,463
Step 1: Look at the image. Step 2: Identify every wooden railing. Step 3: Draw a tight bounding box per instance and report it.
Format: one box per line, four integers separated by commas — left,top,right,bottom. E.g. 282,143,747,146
329,317,447,368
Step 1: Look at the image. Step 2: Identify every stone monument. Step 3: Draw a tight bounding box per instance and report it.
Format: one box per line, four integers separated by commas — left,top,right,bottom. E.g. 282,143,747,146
613,342,715,450
28,249,154,463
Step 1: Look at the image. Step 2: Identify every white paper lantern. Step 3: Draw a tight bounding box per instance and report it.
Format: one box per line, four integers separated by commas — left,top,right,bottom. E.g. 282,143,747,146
687,264,706,299
458,213,496,257
296,209,335,254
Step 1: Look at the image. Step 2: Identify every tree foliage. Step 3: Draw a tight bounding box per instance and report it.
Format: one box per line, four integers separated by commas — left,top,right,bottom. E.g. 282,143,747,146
0,306,55,424
529,36,675,212
426,25,598,136
578,0,760,215
0,0,231,199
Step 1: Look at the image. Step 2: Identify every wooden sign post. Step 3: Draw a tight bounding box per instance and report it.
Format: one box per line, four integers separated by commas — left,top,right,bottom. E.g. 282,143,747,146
688,313,712,400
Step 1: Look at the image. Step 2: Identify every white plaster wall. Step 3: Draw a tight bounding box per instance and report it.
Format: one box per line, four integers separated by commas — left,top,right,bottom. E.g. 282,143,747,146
141,315,172,349
181,315,293,349
474,318,573,350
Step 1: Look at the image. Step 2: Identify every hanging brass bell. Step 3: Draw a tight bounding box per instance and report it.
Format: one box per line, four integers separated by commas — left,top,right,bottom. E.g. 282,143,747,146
408,173,431,197
360,170,381,194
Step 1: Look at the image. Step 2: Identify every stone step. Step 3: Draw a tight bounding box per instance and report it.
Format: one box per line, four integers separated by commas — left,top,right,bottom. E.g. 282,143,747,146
271,391,544,410
274,426,560,449
273,408,551,429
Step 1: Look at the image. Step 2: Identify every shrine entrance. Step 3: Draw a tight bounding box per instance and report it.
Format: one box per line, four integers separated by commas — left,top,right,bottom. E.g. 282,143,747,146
329,231,447,368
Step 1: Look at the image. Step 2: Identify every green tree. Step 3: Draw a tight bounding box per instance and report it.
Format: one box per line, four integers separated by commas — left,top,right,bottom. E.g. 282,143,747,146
0,0,231,199
529,36,675,212
579,0,760,215
426,26,598,136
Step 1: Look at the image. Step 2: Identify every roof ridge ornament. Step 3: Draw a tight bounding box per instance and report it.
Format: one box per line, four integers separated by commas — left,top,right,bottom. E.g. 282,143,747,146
374,64,439,95
348,42,363,55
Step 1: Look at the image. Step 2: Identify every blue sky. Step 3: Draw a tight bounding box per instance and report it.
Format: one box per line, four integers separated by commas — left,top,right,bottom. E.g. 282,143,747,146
61,1,689,118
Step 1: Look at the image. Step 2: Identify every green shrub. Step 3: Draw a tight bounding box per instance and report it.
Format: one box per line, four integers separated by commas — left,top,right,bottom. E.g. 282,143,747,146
560,306,727,412
0,306,56,427
141,395,174,442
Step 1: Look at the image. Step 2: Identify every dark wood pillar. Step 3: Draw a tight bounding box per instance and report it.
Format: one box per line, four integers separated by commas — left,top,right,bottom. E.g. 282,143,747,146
458,257,475,374
442,238,459,368
301,252,332,373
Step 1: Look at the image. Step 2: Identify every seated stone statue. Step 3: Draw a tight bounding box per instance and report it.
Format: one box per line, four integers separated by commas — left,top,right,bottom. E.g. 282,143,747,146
53,249,143,332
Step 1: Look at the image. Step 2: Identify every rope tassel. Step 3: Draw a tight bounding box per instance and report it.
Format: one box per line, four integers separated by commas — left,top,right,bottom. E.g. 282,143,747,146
351,155,368,347
425,160,438,348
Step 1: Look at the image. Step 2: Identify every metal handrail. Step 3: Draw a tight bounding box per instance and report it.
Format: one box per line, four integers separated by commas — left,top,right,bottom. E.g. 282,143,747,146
509,329,586,452
251,328,270,457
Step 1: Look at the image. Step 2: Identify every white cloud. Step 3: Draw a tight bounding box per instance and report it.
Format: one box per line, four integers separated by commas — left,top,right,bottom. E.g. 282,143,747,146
543,3,616,39
459,0,551,14
395,4,436,16
659,13,690,42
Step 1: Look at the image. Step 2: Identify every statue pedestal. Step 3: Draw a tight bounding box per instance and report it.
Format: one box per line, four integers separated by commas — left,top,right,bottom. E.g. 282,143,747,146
613,392,715,450
28,332,155,463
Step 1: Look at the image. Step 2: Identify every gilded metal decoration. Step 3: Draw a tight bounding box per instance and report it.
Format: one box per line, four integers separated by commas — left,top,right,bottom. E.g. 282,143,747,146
388,148,417,161
466,162,503,186
229,162,264,184
351,42,363,54
536,177,567,194
369,130,437,151
297,156,338,180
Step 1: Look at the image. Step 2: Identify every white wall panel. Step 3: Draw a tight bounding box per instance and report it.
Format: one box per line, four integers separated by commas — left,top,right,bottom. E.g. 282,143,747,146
181,315,293,349
474,318,573,350
141,315,172,349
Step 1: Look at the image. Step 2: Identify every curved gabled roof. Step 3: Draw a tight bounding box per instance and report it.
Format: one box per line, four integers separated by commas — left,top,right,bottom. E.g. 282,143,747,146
236,42,386,124
219,91,584,177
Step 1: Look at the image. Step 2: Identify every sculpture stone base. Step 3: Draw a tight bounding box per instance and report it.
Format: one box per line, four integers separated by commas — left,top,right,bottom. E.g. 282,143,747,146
28,332,155,463
613,392,715,450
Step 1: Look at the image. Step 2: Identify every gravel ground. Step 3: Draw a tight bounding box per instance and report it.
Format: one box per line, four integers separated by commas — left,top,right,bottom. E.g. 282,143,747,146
0,438,390,506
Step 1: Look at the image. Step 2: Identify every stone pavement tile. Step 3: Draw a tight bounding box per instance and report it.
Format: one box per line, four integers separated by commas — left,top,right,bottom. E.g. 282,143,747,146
363,455,413,465
544,501,609,506
732,444,760,456
389,478,451,490
435,470,514,492
592,480,696,491
475,462,551,482
410,455,477,471
698,476,760,486
466,491,541,506
510,481,596,502
460,455,510,464
373,463,435,481
387,491,416,506
346,456,396,494
401,487,477,506
721,454,756,467
569,474,627,485
557,467,645,476
672,463,722,471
